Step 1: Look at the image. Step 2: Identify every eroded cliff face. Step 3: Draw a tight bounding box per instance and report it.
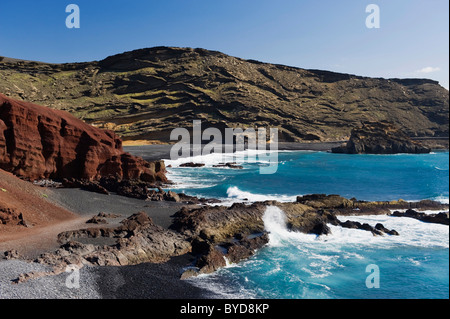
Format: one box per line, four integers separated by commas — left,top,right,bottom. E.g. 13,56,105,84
0,93,166,182
331,121,431,154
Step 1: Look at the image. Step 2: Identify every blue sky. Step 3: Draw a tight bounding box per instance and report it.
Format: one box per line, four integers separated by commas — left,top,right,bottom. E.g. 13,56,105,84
0,0,448,88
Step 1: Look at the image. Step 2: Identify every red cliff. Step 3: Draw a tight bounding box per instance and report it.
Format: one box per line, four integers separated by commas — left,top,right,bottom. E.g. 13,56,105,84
0,93,166,182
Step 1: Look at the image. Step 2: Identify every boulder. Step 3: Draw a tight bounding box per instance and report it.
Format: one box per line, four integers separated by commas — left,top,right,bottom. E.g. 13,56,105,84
86,216,108,224
375,223,399,236
4,249,20,260
170,203,268,243
225,233,269,264
0,206,28,227
180,162,205,168
213,162,244,169
196,247,227,274
339,220,399,236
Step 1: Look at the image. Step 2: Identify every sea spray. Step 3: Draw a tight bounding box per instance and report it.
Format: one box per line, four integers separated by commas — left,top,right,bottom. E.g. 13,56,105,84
165,151,449,204
262,206,289,247
166,151,449,298
227,187,298,204
189,209,449,298
262,206,316,247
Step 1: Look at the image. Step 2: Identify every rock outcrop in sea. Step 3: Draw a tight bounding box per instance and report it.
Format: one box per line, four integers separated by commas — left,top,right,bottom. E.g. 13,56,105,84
0,93,167,182
391,209,449,225
331,121,431,154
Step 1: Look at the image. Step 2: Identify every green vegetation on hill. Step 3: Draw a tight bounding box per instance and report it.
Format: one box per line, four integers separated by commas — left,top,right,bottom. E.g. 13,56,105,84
0,47,448,142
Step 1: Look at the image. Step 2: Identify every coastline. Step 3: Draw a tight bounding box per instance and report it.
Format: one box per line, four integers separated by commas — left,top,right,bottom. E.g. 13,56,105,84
1,147,448,299
0,256,216,299
0,187,213,299
124,140,450,162
124,141,347,162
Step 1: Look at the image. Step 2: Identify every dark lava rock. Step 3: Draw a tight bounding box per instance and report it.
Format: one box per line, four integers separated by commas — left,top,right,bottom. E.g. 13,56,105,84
332,121,431,154
195,246,226,274
391,209,449,225
339,220,399,236
180,162,206,168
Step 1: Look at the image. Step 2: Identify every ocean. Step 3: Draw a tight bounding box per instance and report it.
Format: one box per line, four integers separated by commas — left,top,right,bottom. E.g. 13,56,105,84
163,150,449,299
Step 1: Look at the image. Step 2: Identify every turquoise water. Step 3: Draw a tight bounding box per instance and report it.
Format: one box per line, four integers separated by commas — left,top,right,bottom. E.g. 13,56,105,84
166,151,449,204
164,151,449,299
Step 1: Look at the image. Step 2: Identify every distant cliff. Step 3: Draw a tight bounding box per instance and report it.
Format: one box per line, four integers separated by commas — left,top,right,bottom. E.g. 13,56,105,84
0,47,448,142
331,121,431,154
0,94,166,182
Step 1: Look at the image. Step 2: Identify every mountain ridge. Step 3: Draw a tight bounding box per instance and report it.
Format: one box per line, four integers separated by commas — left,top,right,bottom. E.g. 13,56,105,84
0,46,448,143
1,47,442,86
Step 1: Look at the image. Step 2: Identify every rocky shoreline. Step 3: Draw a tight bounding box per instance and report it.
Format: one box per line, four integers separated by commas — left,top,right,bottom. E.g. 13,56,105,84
1,92,448,299
2,190,448,291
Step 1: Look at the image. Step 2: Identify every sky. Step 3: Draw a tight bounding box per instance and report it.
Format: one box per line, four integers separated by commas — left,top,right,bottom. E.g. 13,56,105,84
0,0,448,88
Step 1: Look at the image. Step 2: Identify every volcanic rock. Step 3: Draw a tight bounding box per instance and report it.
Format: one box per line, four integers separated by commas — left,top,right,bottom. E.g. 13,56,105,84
339,220,399,236
296,194,449,215
170,203,268,243
195,246,227,274
179,162,206,168
0,93,167,182
331,121,431,154
97,212,121,219
4,249,20,260
0,206,25,226
213,162,244,169
391,209,449,225
34,212,191,274
225,233,269,264
62,178,110,195
296,194,353,209
86,216,108,224
375,223,399,235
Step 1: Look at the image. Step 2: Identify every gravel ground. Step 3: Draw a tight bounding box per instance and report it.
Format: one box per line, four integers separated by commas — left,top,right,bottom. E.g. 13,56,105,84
0,257,217,299
93,255,217,299
0,260,100,299
47,188,184,229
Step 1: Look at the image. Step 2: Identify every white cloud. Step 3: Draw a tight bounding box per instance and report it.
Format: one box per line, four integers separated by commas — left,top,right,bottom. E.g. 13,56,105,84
416,66,441,74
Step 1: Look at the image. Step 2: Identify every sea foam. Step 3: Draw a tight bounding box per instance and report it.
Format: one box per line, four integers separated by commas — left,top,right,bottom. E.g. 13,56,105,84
262,206,449,249
164,149,282,168
226,187,298,204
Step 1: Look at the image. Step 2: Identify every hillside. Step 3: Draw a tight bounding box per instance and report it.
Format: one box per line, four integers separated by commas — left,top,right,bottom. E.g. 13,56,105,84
0,47,448,143
0,168,76,242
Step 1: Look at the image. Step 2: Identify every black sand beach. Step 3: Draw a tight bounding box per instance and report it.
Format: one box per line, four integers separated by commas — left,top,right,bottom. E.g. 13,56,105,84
1,142,338,299
48,188,185,230
92,255,217,299
0,185,217,299
124,141,345,161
